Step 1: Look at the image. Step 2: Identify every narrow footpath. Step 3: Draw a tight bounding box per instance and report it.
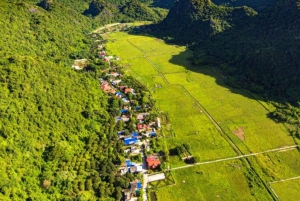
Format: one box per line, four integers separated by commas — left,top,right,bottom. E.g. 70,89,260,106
170,145,298,171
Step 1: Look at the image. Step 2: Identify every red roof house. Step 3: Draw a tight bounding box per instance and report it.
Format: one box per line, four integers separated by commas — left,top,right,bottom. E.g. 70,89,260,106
101,81,116,94
137,124,149,131
146,156,161,169
124,88,133,94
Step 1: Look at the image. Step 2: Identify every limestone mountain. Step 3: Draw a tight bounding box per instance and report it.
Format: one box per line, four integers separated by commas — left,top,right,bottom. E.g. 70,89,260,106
155,0,300,100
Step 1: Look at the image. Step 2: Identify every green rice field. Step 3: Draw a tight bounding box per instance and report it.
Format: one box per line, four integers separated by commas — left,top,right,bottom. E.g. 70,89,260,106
271,179,300,201
105,31,300,201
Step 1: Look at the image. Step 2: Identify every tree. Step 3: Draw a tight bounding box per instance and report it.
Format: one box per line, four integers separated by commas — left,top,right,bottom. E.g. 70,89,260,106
38,0,55,11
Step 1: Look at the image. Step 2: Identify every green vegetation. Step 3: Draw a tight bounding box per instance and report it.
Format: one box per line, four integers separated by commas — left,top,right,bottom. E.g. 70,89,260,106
153,0,300,139
106,31,300,201
2,0,300,199
0,0,167,200
271,179,300,201
212,0,275,11
158,160,272,201
83,0,168,22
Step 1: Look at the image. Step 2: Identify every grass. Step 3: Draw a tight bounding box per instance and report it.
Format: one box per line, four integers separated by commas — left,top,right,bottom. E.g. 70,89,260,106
148,171,175,188
128,37,185,56
105,31,300,200
148,53,191,74
271,179,300,201
249,149,300,181
105,36,144,59
153,85,237,165
156,160,272,201
165,71,295,154
124,58,158,76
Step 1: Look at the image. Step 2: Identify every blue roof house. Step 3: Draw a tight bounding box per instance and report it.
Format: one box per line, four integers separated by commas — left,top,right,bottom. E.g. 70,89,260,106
125,159,132,166
124,137,138,145
150,132,156,137
117,130,125,135
131,132,138,137
120,109,128,114
137,182,142,189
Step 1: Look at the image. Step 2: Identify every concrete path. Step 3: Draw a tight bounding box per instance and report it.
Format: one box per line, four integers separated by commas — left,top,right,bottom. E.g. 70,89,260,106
92,23,121,33
140,142,148,201
269,175,300,184
170,145,298,171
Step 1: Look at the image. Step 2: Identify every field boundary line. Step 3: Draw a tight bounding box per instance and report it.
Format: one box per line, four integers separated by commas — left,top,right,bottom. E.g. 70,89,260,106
170,145,298,171
122,36,292,200
269,175,300,184
127,40,170,84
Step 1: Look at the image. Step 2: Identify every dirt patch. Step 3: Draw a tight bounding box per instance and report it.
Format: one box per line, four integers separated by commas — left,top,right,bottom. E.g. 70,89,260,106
156,38,163,42
150,191,158,201
232,127,245,141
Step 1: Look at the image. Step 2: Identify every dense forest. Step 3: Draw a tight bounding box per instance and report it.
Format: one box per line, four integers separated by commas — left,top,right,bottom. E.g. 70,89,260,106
0,0,165,200
155,0,300,101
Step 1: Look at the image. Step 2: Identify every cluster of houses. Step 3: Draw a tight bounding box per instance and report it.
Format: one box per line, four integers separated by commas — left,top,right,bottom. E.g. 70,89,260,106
99,50,120,63
123,179,142,201
99,66,163,200
74,29,164,201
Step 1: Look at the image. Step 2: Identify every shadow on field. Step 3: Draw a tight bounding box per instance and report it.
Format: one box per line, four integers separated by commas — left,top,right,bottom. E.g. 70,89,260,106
126,29,272,113
168,50,268,104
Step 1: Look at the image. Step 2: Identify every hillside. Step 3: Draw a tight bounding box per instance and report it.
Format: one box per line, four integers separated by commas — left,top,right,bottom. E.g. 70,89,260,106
83,0,168,22
0,0,157,200
155,0,257,44
154,0,300,101
212,0,275,11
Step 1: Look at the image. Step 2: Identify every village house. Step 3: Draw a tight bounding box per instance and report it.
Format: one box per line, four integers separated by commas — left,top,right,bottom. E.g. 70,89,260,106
130,145,140,155
121,115,130,122
146,155,161,169
124,88,134,94
107,72,120,77
137,124,150,132
123,180,142,201
100,51,106,58
136,113,149,121
115,92,122,98
122,98,130,103
119,163,128,175
71,59,88,70
101,81,116,94
123,137,138,146
111,80,122,85
142,129,156,138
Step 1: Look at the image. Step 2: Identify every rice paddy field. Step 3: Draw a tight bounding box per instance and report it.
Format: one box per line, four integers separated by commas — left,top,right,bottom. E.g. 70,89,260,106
271,179,300,201
105,31,300,200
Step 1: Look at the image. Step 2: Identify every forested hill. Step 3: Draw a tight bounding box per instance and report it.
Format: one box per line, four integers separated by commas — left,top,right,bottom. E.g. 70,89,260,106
156,0,257,44
0,0,163,200
212,0,275,11
154,0,300,101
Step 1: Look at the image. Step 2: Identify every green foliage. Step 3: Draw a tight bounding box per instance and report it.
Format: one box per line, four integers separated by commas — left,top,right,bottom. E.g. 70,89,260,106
0,0,151,200
37,0,55,11
83,0,168,22
212,0,275,11
154,0,257,44
122,0,167,22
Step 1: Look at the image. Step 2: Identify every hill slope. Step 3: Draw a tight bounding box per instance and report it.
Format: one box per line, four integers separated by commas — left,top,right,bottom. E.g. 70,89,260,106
155,0,300,101
156,0,257,44
0,0,140,200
